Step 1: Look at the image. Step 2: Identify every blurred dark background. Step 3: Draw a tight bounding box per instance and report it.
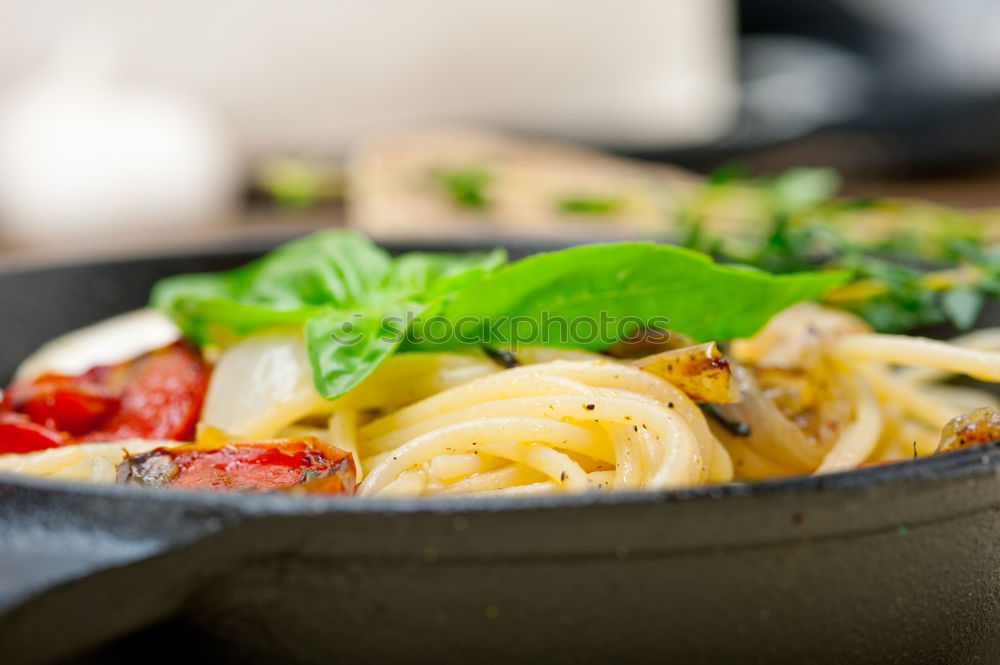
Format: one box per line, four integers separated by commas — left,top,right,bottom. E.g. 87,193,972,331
2,0,1000,250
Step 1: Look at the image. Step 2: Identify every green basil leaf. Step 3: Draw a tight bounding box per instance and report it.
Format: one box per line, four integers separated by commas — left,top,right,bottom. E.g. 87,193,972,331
162,297,318,346
305,302,426,398
237,230,392,308
302,251,505,397
150,273,242,344
151,230,391,333
151,230,506,347
388,249,507,301
412,243,849,350
152,233,847,401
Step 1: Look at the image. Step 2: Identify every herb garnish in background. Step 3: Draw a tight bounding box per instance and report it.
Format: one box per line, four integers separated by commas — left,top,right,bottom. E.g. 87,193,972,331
680,166,1000,333
256,158,343,209
433,168,493,209
557,196,623,215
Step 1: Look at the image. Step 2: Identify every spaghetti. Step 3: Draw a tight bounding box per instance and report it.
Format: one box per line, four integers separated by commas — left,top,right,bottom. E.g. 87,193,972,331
5,302,1000,496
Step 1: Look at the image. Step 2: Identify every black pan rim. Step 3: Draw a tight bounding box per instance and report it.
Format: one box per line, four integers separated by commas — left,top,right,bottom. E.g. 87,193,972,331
3,438,998,516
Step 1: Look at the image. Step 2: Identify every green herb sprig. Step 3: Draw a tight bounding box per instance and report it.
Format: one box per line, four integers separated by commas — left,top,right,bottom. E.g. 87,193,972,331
679,167,1000,332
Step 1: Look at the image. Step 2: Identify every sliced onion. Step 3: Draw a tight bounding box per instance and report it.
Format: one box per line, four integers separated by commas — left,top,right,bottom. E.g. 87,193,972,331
634,342,740,404
201,332,331,438
730,303,869,370
15,309,180,381
712,364,822,475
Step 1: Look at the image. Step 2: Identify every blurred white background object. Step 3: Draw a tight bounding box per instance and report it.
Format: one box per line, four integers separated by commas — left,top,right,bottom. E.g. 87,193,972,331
0,0,735,157
0,24,238,244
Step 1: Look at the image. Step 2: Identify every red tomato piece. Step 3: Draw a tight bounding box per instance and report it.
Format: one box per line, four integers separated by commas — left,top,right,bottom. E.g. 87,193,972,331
0,413,65,454
80,342,209,442
6,374,119,435
117,438,356,494
2,341,209,444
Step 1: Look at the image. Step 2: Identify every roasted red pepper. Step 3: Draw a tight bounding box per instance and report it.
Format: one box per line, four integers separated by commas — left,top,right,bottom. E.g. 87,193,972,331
4,372,119,435
116,437,356,494
0,413,65,454
1,341,209,445
81,342,208,442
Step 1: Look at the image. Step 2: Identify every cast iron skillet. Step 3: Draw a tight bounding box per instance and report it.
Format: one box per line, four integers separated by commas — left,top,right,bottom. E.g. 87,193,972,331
2,236,1000,665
